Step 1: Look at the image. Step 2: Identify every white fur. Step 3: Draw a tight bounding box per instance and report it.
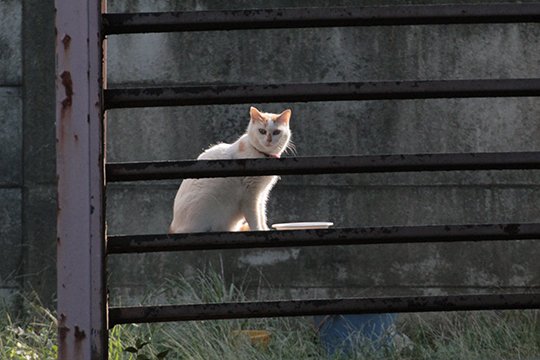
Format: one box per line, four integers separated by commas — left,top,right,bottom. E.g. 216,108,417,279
169,108,292,233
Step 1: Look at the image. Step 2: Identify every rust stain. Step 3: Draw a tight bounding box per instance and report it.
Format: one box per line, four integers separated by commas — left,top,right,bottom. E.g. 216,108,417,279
62,34,71,50
74,326,86,340
59,71,73,150
60,71,73,109
58,314,69,360
73,324,87,357
58,313,70,342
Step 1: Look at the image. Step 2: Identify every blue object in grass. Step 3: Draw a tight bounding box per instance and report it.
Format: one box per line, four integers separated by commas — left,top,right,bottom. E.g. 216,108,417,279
313,314,397,356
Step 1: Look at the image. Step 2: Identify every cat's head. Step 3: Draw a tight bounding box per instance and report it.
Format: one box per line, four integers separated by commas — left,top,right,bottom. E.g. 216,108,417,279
247,106,292,158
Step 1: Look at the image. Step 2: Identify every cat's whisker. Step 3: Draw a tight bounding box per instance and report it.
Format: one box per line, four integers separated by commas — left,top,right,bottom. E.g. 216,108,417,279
286,140,298,157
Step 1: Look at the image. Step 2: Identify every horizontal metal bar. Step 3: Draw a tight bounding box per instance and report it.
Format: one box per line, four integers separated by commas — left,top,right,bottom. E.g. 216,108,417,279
106,152,540,182
104,79,540,109
107,223,540,254
109,293,540,326
102,4,540,35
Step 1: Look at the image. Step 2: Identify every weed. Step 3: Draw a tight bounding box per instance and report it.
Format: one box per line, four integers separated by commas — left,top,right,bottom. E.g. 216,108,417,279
1,273,538,359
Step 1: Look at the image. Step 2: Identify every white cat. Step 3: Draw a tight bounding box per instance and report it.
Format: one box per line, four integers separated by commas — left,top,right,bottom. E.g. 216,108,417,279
169,107,292,233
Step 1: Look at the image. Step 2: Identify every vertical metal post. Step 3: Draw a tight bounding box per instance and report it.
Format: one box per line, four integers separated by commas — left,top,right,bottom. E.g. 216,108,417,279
56,0,107,358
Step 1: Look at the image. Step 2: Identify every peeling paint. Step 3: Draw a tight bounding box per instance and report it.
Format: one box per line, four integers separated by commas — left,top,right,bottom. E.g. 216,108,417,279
62,34,71,49
58,313,70,360
74,326,86,340
60,71,73,108
57,314,69,350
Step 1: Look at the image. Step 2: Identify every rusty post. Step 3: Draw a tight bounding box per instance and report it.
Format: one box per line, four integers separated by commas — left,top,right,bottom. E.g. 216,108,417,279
56,0,107,359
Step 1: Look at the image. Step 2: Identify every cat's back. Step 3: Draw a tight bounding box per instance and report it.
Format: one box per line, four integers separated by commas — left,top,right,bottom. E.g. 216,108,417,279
198,142,232,160
170,141,243,233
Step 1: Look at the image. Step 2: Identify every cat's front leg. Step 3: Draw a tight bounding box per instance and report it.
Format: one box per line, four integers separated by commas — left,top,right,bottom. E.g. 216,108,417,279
243,208,264,231
241,177,274,231
242,200,267,231
257,197,270,230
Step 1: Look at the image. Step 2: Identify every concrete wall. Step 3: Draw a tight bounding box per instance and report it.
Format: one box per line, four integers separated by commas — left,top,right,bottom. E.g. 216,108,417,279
0,0,538,307
0,0,56,306
105,0,540,305
0,0,23,304
21,0,57,306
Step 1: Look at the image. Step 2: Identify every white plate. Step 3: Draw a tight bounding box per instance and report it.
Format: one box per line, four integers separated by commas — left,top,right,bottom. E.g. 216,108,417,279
271,222,334,230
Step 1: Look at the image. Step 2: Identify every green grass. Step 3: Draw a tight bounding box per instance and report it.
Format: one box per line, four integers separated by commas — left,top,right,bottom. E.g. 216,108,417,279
1,272,539,359
109,271,323,360
0,293,57,360
399,310,540,360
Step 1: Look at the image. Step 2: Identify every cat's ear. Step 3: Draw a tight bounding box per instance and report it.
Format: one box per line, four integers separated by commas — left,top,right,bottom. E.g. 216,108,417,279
276,109,292,125
250,106,265,123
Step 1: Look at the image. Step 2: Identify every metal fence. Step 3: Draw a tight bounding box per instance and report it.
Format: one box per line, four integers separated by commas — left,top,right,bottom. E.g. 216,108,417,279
56,2,540,359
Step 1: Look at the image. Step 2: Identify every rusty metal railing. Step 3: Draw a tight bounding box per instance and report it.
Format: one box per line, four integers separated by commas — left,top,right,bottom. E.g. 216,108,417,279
109,293,540,326
102,4,540,35
106,151,540,182
104,78,540,109
107,223,540,254
57,2,540,359
104,2,540,327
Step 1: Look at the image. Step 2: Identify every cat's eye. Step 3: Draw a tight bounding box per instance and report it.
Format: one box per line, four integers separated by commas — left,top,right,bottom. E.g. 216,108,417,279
258,129,267,135
273,130,281,136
